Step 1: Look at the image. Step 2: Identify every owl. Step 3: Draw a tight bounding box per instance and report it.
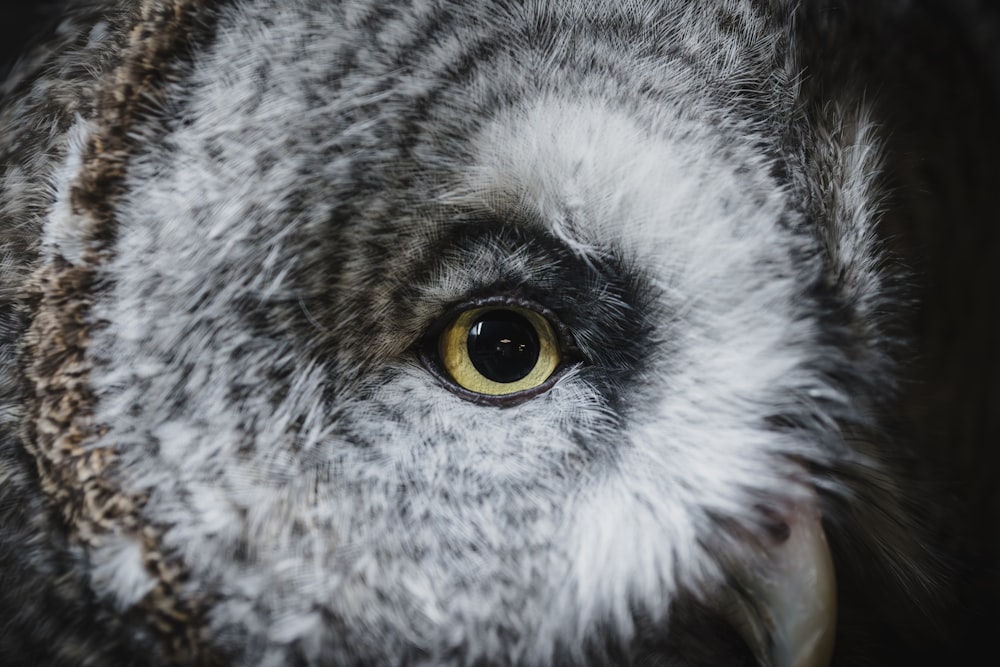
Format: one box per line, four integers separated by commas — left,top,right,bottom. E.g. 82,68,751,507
1,0,997,665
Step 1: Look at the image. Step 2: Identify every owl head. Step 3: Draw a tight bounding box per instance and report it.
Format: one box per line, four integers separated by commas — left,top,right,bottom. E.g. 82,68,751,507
0,1,962,665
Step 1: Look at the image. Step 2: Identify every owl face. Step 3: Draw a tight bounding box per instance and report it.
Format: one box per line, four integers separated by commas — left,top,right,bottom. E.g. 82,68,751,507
1,1,939,666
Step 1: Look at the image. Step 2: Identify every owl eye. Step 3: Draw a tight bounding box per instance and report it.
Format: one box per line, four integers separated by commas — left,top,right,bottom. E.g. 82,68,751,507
437,305,562,397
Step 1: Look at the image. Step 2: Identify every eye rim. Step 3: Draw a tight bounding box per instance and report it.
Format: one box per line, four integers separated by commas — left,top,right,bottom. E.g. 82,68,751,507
419,295,579,407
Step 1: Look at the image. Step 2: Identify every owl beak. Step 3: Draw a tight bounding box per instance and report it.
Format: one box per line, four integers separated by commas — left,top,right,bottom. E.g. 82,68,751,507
724,499,838,667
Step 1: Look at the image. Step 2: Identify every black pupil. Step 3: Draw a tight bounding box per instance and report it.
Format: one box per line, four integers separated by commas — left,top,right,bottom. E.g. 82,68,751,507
466,310,541,383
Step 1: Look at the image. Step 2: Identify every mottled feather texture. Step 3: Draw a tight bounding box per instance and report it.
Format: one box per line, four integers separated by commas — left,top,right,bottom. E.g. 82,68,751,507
1,1,997,666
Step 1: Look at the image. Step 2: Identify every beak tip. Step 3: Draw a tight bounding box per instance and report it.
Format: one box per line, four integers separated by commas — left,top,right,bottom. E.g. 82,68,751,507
729,498,838,667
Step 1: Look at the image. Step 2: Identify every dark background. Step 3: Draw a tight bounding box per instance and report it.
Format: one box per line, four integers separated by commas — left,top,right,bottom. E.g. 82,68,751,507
794,2,1000,663
1,1,63,80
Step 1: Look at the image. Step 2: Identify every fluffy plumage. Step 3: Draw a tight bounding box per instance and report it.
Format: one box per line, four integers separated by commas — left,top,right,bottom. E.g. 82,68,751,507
1,1,997,665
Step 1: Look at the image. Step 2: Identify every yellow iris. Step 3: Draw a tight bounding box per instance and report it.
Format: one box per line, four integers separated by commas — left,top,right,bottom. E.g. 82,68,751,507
438,305,561,396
